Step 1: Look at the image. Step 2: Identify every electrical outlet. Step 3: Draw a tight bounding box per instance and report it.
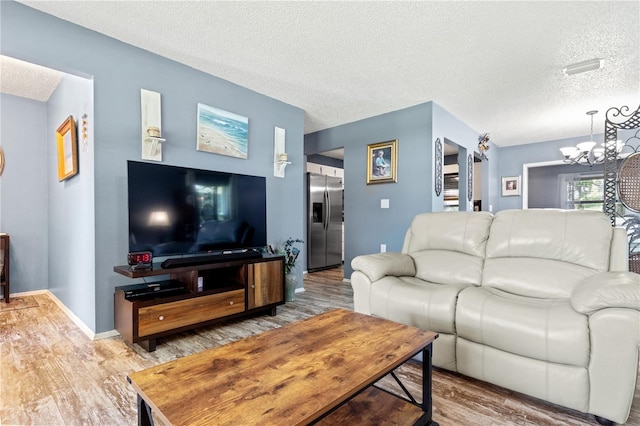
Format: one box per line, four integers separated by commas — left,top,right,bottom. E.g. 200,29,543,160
380,244,387,253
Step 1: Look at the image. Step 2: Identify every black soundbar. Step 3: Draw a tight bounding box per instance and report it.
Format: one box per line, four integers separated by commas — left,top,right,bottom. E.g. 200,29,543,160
161,250,262,269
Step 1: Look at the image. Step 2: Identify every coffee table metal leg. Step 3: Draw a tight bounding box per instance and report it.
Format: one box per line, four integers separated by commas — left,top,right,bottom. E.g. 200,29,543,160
421,343,439,426
137,394,155,426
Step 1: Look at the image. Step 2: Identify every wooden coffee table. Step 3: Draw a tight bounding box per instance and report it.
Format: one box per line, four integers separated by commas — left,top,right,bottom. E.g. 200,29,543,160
127,308,439,425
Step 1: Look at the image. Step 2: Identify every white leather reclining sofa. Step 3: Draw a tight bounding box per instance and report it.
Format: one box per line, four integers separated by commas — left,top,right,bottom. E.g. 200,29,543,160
351,209,640,425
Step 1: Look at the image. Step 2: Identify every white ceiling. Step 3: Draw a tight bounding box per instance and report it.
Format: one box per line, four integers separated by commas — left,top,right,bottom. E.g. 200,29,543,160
0,55,64,102
9,1,640,148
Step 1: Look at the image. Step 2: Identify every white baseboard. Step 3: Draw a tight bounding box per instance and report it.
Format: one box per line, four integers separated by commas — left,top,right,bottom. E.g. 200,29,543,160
44,290,98,340
11,289,118,341
7,289,48,297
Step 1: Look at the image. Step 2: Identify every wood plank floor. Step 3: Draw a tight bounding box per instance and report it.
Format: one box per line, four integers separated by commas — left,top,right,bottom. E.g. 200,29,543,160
1,267,638,425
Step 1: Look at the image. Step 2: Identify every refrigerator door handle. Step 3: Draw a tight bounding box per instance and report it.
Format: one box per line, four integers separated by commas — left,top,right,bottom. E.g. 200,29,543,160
324,189,330,231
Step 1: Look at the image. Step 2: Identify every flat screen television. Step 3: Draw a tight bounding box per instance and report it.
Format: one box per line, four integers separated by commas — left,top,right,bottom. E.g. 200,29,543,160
127,161,267,258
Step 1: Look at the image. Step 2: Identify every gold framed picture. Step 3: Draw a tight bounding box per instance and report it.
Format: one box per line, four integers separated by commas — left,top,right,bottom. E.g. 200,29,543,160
56,116,78,181
367,139,398,184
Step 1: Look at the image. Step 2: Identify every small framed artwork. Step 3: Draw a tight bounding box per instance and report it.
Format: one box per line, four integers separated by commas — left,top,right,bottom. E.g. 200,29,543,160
56,115,78,181
501,175,521,196
367,139,398,184
197,103,249,159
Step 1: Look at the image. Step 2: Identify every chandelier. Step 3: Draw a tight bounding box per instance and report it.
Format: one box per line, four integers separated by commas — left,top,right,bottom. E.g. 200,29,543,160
559,110,625,166
560,110,605,166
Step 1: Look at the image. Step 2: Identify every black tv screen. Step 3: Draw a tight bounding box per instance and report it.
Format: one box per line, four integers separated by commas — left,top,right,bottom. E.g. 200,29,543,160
127,161,267,258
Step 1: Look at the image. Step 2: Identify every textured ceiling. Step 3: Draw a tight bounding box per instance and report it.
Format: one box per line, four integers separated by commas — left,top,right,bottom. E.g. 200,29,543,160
10,1,640,147
0,55,64,102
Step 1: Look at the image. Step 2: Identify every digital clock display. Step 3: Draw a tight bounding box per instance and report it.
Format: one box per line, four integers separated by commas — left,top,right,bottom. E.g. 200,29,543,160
128,251,152,265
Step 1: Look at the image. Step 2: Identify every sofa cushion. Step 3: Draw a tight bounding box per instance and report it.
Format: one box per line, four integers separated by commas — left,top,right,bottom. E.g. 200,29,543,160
412,250,485,286
456,338,590,413
456,287,590,367
484,209,613,298
402,211,493,286
369,275,471,334
403,211,493,257
483,257,597,299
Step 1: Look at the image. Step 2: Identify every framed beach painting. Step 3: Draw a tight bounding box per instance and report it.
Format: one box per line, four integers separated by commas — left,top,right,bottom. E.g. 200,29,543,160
367,139,398,184
196,103,248,159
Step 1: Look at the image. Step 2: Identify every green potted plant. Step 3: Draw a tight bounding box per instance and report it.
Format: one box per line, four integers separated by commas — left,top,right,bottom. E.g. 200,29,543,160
281,238,303,301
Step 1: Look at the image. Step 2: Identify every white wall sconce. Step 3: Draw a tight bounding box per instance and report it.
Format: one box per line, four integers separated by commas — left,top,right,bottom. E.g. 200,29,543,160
141,89,164,161
145,126,165,160
274,126,291,178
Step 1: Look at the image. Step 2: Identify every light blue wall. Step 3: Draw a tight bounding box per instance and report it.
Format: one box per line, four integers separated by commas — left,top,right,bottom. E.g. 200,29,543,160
494,134,603,211
0,94,48,293
47,74,95,331
432,103,484,212
307,102,488,276
305,102,493,277
2,1,304,333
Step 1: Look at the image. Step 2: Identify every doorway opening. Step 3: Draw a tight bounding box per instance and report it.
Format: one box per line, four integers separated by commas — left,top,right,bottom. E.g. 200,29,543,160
443,140,483,212
306,149,344,275
443,140,460,211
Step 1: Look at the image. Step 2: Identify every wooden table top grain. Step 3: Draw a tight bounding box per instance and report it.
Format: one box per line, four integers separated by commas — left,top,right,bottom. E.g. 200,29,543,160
127,308,437,426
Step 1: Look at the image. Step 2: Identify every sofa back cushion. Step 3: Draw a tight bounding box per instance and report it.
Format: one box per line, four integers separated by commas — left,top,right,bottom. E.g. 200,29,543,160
484,209,614,298
402,211,493,286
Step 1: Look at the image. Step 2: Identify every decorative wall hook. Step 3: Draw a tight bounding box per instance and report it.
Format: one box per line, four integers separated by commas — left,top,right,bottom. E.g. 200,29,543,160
81,113,89,152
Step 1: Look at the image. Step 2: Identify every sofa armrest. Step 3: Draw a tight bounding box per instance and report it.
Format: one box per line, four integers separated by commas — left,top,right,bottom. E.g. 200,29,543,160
351,252,416,282
570,271,640,315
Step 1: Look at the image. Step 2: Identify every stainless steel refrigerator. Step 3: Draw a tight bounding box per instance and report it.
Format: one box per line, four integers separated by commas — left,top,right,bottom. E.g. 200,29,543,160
307,173,343,271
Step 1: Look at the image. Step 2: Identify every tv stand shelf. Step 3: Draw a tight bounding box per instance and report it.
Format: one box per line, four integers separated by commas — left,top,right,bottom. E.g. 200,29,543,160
113,254,284,352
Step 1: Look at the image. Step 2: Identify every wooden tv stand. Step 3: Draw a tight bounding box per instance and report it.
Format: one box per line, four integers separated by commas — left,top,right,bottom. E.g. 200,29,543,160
113,254,284,352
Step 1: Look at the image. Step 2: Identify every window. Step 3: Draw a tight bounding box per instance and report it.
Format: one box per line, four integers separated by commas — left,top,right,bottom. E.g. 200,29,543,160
571,175,604,211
